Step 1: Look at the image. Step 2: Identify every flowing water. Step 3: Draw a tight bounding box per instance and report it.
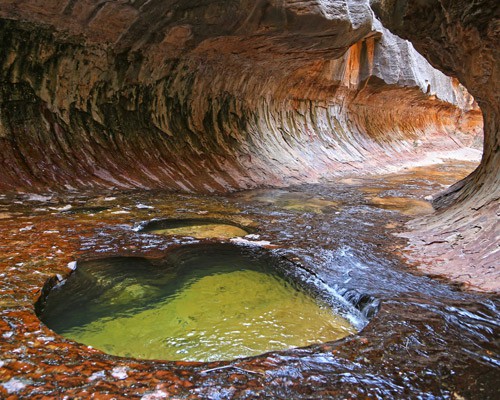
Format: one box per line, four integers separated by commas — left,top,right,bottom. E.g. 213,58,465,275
1,161,499,398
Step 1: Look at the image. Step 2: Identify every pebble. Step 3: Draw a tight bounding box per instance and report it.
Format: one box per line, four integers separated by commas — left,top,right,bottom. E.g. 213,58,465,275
141,390,168,399
50,205,72,211
136,203,154,209
38,336,55,342
26,194,52,202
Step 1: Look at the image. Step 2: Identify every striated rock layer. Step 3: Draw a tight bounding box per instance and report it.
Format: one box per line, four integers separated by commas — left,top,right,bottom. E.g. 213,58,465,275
0,0,481,193
372,0,499,291
0,1,494,289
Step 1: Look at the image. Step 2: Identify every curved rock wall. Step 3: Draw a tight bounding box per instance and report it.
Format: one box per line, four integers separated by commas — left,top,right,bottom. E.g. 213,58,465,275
0,0,481,192
371,0,498,209
371,0,498,288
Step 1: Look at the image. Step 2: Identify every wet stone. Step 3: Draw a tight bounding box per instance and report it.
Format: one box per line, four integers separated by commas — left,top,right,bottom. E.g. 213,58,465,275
235,190,341,214
367,196,435,216
1,377,33,394
0,161,498,398
139,218,250,239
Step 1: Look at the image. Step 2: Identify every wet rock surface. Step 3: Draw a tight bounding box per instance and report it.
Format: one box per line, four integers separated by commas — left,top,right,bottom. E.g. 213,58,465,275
0,1,482,193
0,163,498,398
370,0,499,291
138,218,251,239
0,0,498,397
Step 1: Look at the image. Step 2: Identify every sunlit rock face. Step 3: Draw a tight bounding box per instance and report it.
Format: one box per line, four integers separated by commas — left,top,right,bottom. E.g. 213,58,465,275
0,0,481,192
371,0,498,285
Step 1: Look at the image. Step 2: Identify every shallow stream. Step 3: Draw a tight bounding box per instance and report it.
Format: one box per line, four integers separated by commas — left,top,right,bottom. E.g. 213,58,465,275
0,161,498,398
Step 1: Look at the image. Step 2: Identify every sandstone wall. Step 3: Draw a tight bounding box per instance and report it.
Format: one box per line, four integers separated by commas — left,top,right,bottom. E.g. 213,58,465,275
0,0,481,192
371,0,498,290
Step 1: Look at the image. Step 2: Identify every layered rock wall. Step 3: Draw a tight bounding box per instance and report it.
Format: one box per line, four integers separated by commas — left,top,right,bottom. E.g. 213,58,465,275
371,0,498,290
0,0,481,192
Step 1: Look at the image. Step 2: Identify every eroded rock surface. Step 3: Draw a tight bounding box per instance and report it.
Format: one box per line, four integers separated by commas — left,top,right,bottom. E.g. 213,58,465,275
0,2,499,397
0,0,481,193
371,0,499,291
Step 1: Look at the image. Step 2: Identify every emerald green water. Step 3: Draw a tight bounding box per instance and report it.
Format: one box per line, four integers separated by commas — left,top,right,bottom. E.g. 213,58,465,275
140,219,249,239
150,223,248,239
40,244,355,361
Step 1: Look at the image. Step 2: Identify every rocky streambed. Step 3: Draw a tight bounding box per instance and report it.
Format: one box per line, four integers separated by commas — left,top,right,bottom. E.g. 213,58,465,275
1,161,498,399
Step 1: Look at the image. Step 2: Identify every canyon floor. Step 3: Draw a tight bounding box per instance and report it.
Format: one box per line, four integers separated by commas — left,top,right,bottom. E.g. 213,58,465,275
1,157,498,399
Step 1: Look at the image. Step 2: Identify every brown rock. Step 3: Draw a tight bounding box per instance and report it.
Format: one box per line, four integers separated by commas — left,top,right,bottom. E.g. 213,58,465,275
0,1,482,193
372,0,499,290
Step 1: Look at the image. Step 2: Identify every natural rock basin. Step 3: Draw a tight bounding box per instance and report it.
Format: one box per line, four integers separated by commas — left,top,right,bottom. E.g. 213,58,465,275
37,244,357,362
139,219,249,239
1,162,498,398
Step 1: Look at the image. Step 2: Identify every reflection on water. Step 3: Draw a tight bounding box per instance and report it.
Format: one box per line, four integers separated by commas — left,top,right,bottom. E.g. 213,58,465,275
4,161,498,397
39,244,355,361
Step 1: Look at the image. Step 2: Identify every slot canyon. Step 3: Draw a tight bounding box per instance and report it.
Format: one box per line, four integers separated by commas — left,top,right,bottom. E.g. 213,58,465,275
0,0,498,399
